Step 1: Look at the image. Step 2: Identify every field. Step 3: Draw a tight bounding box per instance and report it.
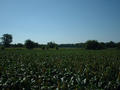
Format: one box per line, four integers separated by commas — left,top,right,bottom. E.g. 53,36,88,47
0,48,120,90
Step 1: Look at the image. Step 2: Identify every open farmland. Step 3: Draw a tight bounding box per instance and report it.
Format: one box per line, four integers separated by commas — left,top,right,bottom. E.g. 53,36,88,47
0,48,120,90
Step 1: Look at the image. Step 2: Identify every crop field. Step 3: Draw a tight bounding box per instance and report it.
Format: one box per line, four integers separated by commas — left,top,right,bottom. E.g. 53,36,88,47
0,48,120,90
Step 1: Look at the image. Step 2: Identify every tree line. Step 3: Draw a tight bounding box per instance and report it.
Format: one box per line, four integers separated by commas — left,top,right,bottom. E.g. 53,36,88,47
0,34,120,50
0,34,59,50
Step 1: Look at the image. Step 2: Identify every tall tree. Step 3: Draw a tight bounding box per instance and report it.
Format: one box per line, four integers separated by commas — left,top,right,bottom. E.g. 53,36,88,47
1,34,13,47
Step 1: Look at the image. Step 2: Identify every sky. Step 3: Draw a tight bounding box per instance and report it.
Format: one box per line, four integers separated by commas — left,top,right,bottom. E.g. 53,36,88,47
0,0,120,44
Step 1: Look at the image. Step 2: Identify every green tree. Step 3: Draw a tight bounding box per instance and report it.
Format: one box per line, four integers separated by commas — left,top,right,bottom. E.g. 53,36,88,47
25,40,35,49
106,41,116,48
85,40,102,50
47,42,57,48
100,42,106,49
1,34,13,47
117,42,120,49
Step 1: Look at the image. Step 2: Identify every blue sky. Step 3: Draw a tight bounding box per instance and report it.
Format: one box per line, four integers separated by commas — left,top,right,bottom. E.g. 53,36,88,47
0,0,120,44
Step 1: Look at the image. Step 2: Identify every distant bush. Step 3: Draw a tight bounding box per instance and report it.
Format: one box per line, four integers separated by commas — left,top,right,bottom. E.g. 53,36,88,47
55,46,59,50
0,46,5,50
85,40,104,50
99,42,106,49
117,42,120,49
46,45,49,50
25,40,35,49
42,46,46,50
75,43,85,48
47,42,57,48
105,41,116,48
16,43,24,47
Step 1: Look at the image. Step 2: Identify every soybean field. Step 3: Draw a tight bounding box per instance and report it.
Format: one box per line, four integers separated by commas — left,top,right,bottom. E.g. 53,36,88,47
0,48,120,90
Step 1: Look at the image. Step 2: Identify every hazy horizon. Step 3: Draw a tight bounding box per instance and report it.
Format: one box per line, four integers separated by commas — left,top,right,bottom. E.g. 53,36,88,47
0,0,120,44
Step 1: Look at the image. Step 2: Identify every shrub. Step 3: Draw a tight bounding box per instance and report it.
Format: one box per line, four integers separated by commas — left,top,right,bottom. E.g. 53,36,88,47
55,46,59,50
105,41,116,48
117,42,120,49
46,45,49,50
47,42,57,48
25,40,35,49
0,46,5,50
42,46,46,50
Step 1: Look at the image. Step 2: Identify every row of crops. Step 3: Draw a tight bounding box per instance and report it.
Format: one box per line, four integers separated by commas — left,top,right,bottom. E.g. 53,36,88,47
0,48,120,90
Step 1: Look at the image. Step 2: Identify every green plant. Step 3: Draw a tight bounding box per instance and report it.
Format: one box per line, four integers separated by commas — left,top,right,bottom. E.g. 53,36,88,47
25,39,35,49
0,46,5,50
0,48,120,89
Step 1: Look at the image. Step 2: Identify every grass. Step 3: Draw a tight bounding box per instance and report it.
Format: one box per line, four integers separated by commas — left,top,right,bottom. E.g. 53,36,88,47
0,48,120,89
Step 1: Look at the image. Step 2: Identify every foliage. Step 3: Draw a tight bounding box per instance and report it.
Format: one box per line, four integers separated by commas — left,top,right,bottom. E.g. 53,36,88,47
117,42,120,49
0,46,5,50
106,41,116,48
24,40,35,49
47,42,57,48
1,34,12,47
33,42,39,48
11,43,24,48
99,42,106,49
85,40,103,50
59,44,76,48
55,46,59,50
41,46,46,50
46,45,49,50
0,48,120,89
16,43,24,47
75,43,85,48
